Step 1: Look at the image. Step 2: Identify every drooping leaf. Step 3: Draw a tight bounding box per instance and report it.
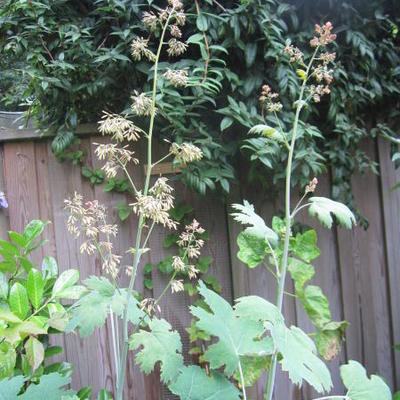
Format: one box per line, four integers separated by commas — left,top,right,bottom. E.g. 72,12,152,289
235,295,332,393
300,285,331,328
315,321,347,361
237,231,268,268
129,317,183,383
231,200,278,246
26,268,45,309
169,366,241,400
190,281,273,377
9,282,30,319
309,197,356,229
340,360,392,400
25,336,45,371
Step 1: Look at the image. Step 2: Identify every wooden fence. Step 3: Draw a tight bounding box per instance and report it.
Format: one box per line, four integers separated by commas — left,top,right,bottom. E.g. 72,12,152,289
0,115,399,399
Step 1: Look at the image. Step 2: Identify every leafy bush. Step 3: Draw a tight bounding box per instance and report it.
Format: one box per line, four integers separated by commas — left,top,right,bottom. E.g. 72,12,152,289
1,1,399,222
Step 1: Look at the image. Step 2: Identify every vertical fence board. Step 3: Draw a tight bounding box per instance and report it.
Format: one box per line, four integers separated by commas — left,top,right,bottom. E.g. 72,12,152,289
377,137,400,388
337,140,394,389
0,145,9,239
47,139,114,396
89,136,153,399
296,176,346,397
3,142,43,263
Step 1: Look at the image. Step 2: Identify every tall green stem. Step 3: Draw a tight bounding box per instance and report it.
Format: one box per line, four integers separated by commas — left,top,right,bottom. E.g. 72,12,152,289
115,13,173,400
265,47,319,400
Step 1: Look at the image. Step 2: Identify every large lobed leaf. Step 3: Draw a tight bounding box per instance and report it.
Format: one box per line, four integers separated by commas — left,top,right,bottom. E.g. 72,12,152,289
235,295,332,393
340,360,392,400
308,197,356,229
0,372,74,400
67,276,144,337
129,317,183,383
169,366,241,400
236,231,268,268
231,200,279,247
190,281,273,377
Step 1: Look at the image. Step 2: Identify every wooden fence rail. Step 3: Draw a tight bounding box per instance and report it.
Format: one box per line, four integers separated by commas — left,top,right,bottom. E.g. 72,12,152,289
0,120,399,399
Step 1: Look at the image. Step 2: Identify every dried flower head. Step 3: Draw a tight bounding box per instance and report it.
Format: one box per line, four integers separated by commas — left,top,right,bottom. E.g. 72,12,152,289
284,44,304,64
98,112,141,142
172,255,186,272
94,143,138,178
168,0,184,9
131,178,177,229
171,279,184,293
64,193,121,277
142,11,158,31
170,24,182,38
131,37,156,62
259,84,283,113
164,69,188,87
188,265,199,280
177,219,205,259
310,22,337,47
305,177,318,194
140,298,160,315
167,39,188,57
131,92,153,116
170,142,203,164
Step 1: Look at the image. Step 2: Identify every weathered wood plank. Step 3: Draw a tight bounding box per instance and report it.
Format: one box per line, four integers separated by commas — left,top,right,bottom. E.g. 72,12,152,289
0,145,9,240
0,123,97,143
3,142,44,263
377,136,400,388
47,139,115,396
295,176,346,397
240,184,301,400
89,137,154,399
336,140,394,389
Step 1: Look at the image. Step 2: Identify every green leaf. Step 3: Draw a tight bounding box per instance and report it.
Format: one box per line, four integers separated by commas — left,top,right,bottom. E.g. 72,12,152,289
25,336,45,371
0,342,16,380
203,275,222,293
27,268,45,309
9,282,30,319
77,387,92,400
0,375,25,400
44,346,63,359
235,296,332,393
287,257,315,288
52,269,79,297
163,233,179,248
300,285,331,328
144,278,153,290
8,231,26,248
0,272,8,300
220,117,233,131
96,389,113,400
231,201,278,246
169,366,241,400
291,230,320,263
190,282,273,376
340,360,392,400
55,285,87,300
309,197,356,229
169,202,193,222
129,317,183,383
196,256,212,273
19,372,75,399
237,231,268,268
248,124,282,140
234,355,269,388
81,166,93,178
196,13,208,31
42,256,58,279
0,309,22,323
315,321,347,361
23,220,49,248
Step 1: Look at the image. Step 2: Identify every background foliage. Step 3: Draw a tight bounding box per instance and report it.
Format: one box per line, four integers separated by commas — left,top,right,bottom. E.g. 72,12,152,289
0,0,399,224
